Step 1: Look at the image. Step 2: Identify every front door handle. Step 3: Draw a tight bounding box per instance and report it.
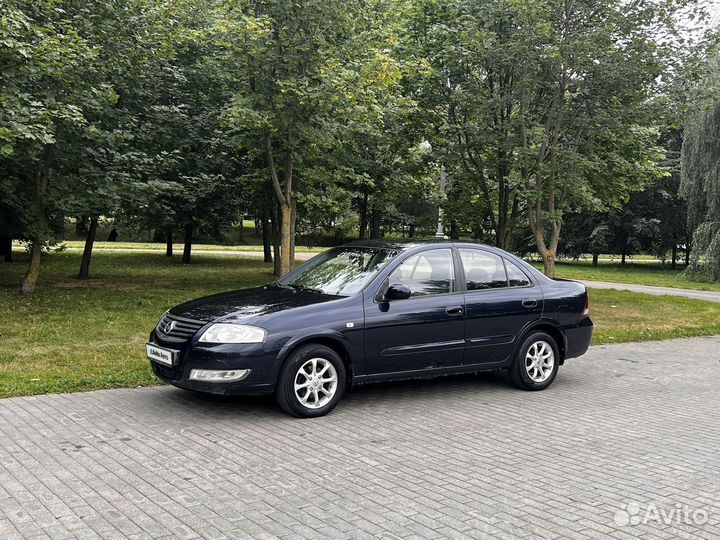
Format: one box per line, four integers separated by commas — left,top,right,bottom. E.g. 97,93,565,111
445,306,464,316
522,298,538,308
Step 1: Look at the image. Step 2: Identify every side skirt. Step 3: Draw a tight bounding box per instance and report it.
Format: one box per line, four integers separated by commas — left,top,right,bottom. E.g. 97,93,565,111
352,358,512,386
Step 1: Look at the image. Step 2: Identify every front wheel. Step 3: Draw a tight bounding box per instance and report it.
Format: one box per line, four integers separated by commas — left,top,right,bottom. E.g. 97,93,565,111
510,332,559,390
275,344,346,417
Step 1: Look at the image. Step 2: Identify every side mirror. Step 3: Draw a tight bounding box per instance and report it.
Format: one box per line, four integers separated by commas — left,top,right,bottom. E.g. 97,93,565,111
385,283,411,301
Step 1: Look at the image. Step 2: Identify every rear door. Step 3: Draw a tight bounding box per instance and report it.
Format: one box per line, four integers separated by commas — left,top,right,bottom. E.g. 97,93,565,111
363,247,466,374
459,248,543,365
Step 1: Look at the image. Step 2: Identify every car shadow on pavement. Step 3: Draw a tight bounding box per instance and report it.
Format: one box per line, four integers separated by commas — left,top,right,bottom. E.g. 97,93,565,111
157,369,523,418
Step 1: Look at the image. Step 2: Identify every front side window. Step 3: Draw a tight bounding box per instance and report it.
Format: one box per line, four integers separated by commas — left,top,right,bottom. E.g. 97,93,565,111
388,249,455,297
459,249,508,290
279,247,398,296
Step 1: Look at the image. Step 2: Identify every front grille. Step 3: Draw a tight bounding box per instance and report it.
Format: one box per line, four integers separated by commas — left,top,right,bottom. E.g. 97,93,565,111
155,313,205,343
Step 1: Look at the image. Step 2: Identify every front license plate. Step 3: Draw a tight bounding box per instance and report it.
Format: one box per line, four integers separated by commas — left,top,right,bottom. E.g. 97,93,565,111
146,343,177,366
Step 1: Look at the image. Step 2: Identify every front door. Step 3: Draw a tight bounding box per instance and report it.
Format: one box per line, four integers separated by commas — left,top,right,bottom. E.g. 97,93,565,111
363,248,466,375
458,248,543,365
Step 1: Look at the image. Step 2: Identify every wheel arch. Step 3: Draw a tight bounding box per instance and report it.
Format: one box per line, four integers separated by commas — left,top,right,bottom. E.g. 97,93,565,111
277,332,355,387
520,321,567,364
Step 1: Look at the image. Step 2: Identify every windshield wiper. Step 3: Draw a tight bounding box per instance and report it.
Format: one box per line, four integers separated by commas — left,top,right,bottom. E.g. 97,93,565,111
288,284,325,294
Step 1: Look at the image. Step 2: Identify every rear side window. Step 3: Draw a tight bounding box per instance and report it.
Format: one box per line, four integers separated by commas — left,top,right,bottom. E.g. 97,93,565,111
388,249,455,296
505,260,532,287
459,249,508,290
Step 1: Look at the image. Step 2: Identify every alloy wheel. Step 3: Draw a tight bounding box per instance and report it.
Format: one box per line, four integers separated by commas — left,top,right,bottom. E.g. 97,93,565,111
525,340,555,383
294,358,338,409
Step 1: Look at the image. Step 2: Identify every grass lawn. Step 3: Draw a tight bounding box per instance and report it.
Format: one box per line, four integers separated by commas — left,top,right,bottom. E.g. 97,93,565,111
0,251,276,399
1,250,719,399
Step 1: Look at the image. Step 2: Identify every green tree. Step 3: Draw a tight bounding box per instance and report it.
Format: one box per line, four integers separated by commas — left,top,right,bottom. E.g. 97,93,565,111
115,0,247,265
403,0,695,276
681,56,720,281
0,1,108,295
219,0,403,275
516,0,675,276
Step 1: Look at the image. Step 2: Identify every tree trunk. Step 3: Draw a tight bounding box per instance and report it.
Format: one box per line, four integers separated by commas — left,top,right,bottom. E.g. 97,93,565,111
370,206,381,239
20,145,53,297
166,230,173,257
78,216,99,280
496,225,512,250
685,246,690,266
408,224,415,238
182,222,193,264
592,252,599,267
262,218,272,263
543,252,556,278
621,251,626,265
20,243,42,296
358,192,369,240
671,245,677,270
273,242,281,275
529,208,560,279
290,198,297,264
0,231,11,262
270,208,282,276
450,220,459,240
265,134,293,276
279,203,292,275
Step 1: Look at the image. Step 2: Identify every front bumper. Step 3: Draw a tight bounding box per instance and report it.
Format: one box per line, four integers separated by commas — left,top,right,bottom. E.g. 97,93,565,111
148,332,278,395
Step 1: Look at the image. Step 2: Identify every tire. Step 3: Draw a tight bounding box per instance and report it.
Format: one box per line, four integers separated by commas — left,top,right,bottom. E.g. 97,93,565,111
275,344,346,418
510,331,559,391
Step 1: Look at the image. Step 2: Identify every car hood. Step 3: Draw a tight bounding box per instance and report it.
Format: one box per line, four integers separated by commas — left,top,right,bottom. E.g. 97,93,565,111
168,284,341,323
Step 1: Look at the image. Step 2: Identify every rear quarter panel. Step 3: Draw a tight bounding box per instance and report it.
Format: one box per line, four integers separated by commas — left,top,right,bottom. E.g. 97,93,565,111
540,278,593,359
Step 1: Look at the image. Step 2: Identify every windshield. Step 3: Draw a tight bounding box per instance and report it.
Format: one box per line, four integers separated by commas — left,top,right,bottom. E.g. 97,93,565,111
277,247,398,296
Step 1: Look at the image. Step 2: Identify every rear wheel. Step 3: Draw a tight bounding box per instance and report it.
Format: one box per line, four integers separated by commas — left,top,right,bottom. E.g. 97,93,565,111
510,331,559,390
275,344,346,417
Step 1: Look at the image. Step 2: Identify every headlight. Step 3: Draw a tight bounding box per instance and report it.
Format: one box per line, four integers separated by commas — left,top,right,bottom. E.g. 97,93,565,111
198,324,267,344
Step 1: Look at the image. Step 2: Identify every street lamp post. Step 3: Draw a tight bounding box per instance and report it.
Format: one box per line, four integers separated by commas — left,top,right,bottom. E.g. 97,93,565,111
420,140,448,240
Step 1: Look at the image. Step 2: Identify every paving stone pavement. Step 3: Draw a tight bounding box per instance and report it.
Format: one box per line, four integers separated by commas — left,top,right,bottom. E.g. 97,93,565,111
1,336,719,540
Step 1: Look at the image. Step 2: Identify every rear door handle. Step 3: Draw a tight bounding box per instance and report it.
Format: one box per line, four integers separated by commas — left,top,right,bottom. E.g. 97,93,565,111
522,298,538,309
445,306,464,316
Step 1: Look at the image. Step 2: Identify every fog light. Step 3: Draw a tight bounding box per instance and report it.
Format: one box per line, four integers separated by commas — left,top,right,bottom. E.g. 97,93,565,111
189,369,251,382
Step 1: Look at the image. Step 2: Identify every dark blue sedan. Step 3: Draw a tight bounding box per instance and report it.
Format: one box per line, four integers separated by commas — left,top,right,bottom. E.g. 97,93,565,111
147,240,593,417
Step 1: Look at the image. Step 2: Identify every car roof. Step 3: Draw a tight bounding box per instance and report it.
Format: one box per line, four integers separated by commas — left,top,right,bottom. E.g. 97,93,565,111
341,238,496,252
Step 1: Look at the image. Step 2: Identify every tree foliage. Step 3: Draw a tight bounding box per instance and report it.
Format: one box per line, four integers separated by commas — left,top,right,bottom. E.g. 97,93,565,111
1,0,718,295
681,55,720,281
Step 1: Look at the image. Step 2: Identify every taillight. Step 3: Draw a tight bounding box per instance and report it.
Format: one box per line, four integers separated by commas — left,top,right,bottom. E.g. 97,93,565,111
581,295,589,318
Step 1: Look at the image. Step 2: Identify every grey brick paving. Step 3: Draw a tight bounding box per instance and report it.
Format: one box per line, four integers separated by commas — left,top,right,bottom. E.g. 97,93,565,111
1,336,719,539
